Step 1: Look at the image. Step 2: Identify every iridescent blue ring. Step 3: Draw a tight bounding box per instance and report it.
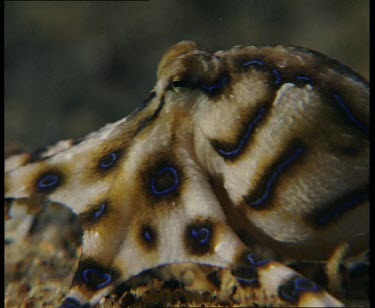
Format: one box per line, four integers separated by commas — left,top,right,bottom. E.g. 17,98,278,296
247,253,269,266
93,203,106,218
279,276,319,303
235,276,258,285
143,230,152,242
99,152,118,169
82,269,112,289
37,174,59,190
191,227,210,245
151,166,179,195
294,277,318,292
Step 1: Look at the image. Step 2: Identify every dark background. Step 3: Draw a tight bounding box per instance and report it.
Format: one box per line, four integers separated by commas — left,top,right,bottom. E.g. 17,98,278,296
5,1,369,150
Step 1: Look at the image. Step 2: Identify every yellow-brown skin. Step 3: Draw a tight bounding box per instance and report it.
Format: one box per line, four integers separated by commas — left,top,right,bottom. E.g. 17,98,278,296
5,41,368,307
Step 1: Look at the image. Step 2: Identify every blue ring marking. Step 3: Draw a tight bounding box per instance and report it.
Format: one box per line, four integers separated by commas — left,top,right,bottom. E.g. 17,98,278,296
99,152,118,169
248,146,303,207
247,253,269,266
200,75,229,94
235,276,258,285
242,59,265,67
272,69,282,85
295,277,319,292
37,174,59,190
216,106,266,158
333,93,368,134
151,166,179,195
93,203,106,218
59,297,81,308
83,269,112,289
242,60,281,85
191,228,210,245
296,75,312,84
279,277,319,303
143,230,152,242
318,193,369,225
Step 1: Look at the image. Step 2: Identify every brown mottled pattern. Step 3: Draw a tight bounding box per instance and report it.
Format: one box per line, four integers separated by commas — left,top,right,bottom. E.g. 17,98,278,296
5,41,368,307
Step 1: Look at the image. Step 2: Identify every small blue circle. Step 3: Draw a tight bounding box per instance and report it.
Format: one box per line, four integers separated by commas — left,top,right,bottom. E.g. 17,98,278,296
99,152,118,169
247,253,269,266
295,277,318,292
93,203,106,218
191,228,210,245
143,230,152,242
151,166,179,195
37,174,59,190
83,269,112,289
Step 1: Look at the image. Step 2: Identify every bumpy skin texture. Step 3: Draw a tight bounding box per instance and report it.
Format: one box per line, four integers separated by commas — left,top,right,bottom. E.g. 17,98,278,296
5,41,369,307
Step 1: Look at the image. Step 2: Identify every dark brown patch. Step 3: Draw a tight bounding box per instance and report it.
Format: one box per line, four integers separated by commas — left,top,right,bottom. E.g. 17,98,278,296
171,52,232,99
72,258,120,292
287,45,369,86
207,271,221,289
79,200,109,227
84,134,132,183
77,119,140,183
140,154,183,205
243,140,305,210
309,188,369,226
138,224,158,251
328,137,367,157
234,227,259,247
169,71,230,98
97,149,124,171
324,90,369,136
184,219,214,256
278,275,321,304
198,72,230,96
293,74,314,87
162,279,181,290
210,103,269,161
60,297,90,308
230,249,270,287
288,261,328,288
234,55,281,88
35,168,65,194
151,167,179,194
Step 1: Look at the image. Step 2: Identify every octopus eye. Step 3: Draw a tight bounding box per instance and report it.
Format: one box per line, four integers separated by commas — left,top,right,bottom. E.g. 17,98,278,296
170,78,195,93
